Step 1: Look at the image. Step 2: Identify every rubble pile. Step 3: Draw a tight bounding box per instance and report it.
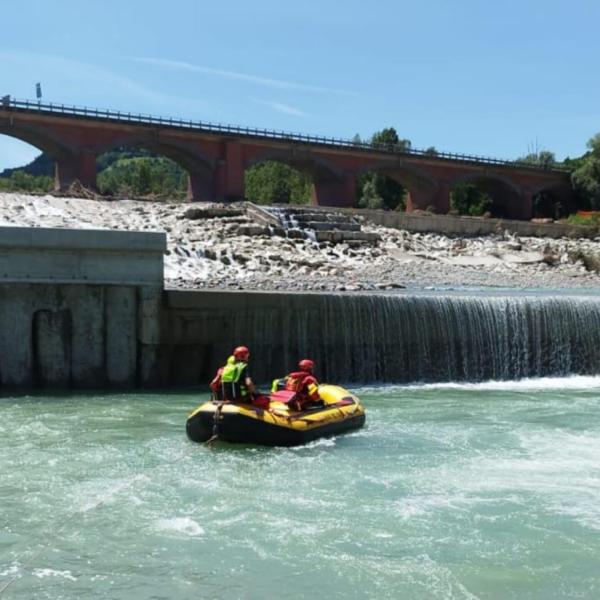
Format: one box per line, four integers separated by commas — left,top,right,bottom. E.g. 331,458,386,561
1,192,599,292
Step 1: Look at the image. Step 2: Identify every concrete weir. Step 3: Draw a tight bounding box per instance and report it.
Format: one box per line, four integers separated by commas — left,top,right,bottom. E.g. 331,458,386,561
0,226,165,389
2,225,600,390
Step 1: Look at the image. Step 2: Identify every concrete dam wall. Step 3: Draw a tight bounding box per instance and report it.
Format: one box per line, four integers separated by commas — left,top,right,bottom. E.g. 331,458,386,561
161,290,600,385
1,226,600,390
0,226,165,389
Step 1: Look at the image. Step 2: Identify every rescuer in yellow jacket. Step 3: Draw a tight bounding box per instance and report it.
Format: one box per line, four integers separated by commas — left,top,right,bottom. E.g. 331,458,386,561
209,346,269,408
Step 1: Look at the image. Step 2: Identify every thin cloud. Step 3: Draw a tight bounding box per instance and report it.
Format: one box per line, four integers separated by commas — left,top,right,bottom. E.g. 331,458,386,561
259,100,308,117
0,50,208,112
133,56,357,97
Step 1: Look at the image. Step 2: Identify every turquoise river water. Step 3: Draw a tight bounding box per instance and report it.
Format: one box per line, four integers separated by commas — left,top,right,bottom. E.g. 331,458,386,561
2,377,600,599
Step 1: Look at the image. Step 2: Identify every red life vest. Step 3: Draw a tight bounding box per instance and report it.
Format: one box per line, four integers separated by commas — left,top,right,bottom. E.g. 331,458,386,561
284,371,319,401
209,367,224,393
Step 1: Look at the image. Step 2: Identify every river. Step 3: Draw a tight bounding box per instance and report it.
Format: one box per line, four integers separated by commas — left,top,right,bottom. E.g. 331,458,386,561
2,377,600,599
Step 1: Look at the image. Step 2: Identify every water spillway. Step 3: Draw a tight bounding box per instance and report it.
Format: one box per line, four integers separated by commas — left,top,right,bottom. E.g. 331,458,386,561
325,293,600,383
2,225,599,390
183,292,600,385
4,282,600,389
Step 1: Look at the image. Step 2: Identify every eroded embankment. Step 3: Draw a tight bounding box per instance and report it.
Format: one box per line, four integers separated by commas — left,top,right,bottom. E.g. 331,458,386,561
1,192,600,292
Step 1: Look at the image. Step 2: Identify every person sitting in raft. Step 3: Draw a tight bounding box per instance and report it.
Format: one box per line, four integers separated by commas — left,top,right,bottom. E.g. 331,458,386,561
210,346,269,409
273,359,322,411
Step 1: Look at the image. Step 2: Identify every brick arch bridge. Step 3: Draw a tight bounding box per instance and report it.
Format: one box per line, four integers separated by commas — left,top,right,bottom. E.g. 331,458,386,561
0,98,573,219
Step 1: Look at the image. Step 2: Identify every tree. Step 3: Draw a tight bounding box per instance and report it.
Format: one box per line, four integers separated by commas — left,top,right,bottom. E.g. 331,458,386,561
371,127,411,152
356,127,409,210
588,133,600,156
244,161,311,205
359,179,385,210
96,156,187,197
517,150,556,169
450,183,492,216
571,132,600,209
0,170,53,192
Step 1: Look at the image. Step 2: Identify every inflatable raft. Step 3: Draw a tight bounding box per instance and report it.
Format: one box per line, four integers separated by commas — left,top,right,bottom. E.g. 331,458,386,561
186,384,365,446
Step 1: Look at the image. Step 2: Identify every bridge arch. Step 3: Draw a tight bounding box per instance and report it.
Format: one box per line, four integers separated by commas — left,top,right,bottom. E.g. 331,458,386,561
356,161,440,211
0,123,82,191
94,136,216,201
95,135,216,173
245,149,348,206
246,149,342,181
0,134,55,192
529,181,574,219
0,122,75,160
450,172,523,218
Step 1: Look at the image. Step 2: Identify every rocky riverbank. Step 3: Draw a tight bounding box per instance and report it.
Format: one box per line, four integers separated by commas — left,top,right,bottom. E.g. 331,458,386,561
1,192,600,291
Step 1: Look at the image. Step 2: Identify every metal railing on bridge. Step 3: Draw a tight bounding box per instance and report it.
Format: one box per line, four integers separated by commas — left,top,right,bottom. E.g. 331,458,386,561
0,96,569,173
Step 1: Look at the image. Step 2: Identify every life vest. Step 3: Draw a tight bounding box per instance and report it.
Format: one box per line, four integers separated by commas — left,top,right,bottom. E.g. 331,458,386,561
284,371,320,401
214,356,248,400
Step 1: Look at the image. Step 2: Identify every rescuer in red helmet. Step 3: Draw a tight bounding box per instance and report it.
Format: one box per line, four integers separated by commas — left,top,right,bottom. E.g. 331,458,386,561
281,359,321,411
209,346,269,408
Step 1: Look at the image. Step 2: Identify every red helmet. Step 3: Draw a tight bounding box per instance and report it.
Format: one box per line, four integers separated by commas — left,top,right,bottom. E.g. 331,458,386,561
233,346,250,360
298,359,315,372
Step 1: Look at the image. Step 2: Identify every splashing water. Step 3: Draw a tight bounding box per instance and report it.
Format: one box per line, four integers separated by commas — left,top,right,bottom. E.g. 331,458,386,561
2,380,600,599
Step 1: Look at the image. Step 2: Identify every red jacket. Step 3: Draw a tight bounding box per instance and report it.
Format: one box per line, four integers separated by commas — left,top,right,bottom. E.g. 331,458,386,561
209,367,224,393
284,371,320,402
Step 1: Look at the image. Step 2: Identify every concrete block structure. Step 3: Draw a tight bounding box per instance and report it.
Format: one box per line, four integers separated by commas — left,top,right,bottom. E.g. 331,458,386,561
0,226,165,389
2,224,599,391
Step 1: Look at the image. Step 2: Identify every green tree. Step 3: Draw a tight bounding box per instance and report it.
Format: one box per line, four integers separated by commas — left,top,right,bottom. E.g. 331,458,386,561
570,133,600,209
517,150,556,168
97,156,187,197
245,161,312,205
359,179,385,210
357,127,409,210
0,170,53,192
450,183,492,216
371,127,411,151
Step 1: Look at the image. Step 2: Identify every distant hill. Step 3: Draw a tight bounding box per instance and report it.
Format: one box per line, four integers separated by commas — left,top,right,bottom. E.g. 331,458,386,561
1,148,309,204
0,153,54,178
0,148,155,178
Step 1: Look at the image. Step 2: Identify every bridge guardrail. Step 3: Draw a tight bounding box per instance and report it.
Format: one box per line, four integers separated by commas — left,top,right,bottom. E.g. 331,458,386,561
0,96,570,173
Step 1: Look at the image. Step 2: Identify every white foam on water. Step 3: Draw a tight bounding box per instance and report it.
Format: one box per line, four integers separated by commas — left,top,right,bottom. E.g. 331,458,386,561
396,424,600,532
359,375,600,394
0,563,20,577
339,552,481,600
76,474,148,513
14,422,57,437
32,568,77,581
155,517,205,538
289,437,336,451
515,429,600,530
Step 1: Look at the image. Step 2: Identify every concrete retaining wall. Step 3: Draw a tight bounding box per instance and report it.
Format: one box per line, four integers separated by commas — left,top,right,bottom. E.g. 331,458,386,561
313,207,595,239
0,226,166,285
2,224,598,392
0,226,166,390
0,283,141,388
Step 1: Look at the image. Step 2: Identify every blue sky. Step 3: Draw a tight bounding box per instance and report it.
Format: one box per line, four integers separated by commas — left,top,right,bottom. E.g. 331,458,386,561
1,0,598,169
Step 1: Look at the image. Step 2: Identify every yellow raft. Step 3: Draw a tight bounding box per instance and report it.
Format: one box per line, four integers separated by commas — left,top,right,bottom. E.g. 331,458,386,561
186,384,365,446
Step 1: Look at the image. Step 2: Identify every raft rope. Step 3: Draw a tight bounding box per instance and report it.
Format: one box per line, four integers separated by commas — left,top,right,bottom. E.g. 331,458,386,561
0,439,199,597
205,400,226,446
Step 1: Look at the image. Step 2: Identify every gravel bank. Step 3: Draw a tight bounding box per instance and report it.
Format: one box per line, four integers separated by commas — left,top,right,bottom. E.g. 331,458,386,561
1,192,599,292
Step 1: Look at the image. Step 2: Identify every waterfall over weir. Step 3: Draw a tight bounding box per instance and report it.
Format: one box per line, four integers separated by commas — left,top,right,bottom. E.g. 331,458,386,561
212,293,600,384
